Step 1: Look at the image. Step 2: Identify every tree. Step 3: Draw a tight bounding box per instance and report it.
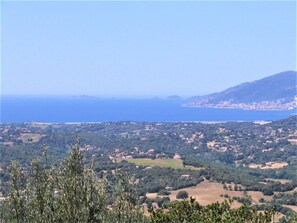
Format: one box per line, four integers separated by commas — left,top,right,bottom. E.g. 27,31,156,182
176,190,189,199
262,188,274,196
157,190,171,196
0,139,147,223
0,139,280,223
150,198,274,223
108,171,147,223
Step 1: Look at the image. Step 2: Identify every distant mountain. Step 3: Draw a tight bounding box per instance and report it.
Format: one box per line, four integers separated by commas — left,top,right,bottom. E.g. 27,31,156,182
188,71,297,110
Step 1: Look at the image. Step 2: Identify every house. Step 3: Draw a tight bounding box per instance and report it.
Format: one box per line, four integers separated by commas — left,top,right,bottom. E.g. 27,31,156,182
173,153,181,160
180,174,190,179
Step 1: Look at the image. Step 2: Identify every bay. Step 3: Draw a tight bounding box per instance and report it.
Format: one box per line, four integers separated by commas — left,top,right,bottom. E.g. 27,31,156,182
1,96,295,123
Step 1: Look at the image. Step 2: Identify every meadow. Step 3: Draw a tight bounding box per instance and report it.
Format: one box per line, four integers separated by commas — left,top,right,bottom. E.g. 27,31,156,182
126,158,203,170
126,158,184,169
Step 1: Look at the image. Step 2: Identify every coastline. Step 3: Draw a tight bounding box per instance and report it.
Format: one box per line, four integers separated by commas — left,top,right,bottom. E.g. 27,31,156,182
183,104,297,112
1,97,294,123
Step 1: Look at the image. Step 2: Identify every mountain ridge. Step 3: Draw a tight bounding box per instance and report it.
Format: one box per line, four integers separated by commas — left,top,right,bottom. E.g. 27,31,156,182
187,71,297,110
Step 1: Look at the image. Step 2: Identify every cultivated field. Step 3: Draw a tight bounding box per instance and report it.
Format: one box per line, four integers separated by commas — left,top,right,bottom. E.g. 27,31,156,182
265,178,292,184
147,180,297,211
247,191,273,202
147,181,244,208
126,158,204,170
18,133,44,143
249,162,288,169
127,158,184,169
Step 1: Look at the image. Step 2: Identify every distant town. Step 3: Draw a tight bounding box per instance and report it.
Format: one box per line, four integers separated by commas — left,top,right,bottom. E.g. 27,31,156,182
186,98,297,110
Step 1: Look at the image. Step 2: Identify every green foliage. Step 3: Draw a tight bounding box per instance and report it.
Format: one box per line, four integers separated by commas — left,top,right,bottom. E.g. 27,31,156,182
0,139,292,223
0,139,147,223
1,115,296,223
150,197,275,223
108,172,146,223
157,189,171,196
1,117,297,198
287,213,297,222
176,191,189,199
4,161,26,222
272,192,297,206
233,196,252,205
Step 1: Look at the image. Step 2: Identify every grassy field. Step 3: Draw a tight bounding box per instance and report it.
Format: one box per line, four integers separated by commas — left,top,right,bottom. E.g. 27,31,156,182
146,180,296,220
146,181,289,221
147,180,296,207
126,158,184,169
249,162,288,169
126,158,204,170
266,178,292,184
283,205,297,213
147,181,243,208
18,133,44,143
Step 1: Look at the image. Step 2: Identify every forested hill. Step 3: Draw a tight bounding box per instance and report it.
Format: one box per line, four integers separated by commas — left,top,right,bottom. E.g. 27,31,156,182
188,71,297,110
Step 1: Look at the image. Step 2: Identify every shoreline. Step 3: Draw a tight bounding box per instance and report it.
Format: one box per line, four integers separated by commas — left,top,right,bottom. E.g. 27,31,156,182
0,120,275,125
183,104,297,112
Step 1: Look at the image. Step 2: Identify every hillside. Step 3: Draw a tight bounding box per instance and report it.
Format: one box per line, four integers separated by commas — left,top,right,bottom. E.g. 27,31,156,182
1,117,297,219
188,71,297,110
1,117,297,218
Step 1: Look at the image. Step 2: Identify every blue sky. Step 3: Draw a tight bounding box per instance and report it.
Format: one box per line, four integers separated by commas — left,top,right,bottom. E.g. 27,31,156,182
1,1,296,98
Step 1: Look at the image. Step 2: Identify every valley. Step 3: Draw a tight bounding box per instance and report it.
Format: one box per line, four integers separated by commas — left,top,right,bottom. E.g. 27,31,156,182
0,116,296,218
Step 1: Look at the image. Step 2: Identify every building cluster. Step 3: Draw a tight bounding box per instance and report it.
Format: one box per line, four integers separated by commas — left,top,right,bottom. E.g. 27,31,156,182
188,98,297,110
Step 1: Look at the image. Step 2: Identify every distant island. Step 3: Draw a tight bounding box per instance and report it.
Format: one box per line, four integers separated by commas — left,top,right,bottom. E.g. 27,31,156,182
186,71,297,110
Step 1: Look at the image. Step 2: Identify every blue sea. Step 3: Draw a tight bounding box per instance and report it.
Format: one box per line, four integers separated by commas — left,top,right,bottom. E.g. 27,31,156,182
0,96,295,123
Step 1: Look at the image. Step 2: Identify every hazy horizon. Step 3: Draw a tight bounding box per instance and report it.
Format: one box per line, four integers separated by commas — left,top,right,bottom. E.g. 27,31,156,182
1,1,296,97
1,69,296,99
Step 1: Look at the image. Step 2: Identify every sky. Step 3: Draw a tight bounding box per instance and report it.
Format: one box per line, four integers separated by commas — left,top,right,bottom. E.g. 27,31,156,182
1,1,296,98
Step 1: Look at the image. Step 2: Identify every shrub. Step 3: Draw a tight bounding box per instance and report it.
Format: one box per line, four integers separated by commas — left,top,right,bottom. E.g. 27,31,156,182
176,190,189,199
157,189,171,196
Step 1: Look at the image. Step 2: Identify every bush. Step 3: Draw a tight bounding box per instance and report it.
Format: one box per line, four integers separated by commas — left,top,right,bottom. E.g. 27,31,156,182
176,191,189,199
262,188,274,196
157,189,171,196
150,198,274,223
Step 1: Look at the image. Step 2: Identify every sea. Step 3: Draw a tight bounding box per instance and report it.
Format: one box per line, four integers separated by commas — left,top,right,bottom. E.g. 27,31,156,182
1,96,295,123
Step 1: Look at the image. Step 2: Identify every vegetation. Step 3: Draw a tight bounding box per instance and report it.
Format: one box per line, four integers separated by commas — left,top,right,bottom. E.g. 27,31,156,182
2,140,295,222
157,189,171,196
0,140,146,223
126,158,184,169
0,116,296,220
150,197,274,223
176,191,189,199
272,192,297,206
